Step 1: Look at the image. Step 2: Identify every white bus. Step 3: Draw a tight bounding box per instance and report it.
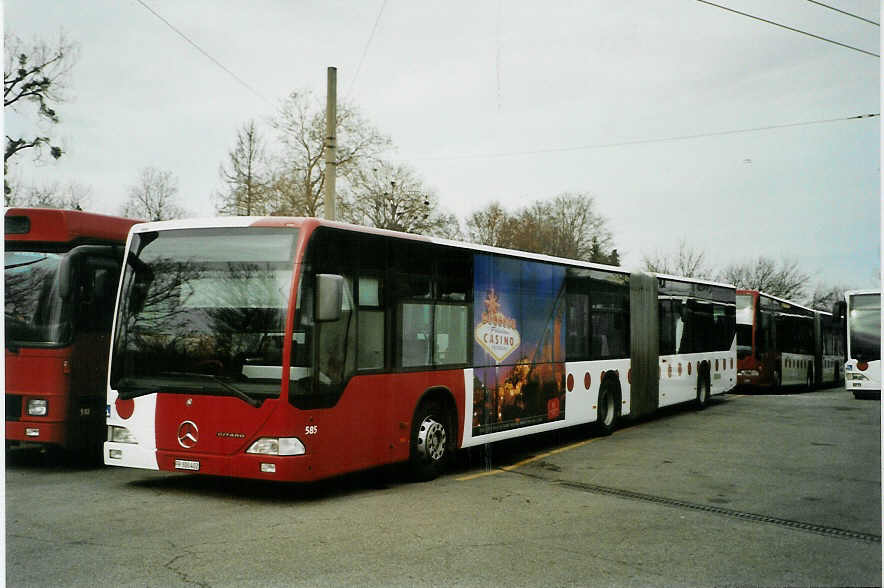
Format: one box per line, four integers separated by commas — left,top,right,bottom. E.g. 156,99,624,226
841,290,880,398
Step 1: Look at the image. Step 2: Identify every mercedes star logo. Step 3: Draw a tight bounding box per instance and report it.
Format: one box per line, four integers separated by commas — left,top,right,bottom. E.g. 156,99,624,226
177,420,199,448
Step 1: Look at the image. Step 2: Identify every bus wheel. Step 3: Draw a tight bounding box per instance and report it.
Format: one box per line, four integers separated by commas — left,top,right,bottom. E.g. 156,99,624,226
409,401,451,481
594,383,619,436
695,373,711,409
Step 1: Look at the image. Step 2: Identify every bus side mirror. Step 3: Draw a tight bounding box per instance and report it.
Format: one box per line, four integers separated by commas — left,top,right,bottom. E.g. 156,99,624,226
832,301,846,322
316,274,343,322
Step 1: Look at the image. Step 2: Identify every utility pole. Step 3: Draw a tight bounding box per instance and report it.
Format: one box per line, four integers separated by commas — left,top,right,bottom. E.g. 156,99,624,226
324,66,337,221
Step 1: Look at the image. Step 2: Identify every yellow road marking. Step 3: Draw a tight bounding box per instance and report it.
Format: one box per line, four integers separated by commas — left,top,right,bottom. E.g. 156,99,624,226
456,391,745,481
456,435,608,481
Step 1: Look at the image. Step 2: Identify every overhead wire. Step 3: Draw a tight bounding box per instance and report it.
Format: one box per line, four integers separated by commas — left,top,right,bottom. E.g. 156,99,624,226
806,0,879,26
695,0,879,57
133,0,270,103
347,0,388,99
404,114,879,161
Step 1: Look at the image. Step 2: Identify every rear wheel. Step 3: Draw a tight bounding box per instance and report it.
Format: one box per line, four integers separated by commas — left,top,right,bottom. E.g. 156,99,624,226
595,382,619,436
409,401,452,481
695,371,710,409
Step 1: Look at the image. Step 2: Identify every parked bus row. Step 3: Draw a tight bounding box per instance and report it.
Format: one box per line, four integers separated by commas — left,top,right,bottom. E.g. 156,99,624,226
6,208,873,484
735,290,846,391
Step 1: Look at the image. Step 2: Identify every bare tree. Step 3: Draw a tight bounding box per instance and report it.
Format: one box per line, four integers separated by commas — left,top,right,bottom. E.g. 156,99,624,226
121,167,187,221
465,201,517,248
342,161,459,237
4,32,78,197
5,179,92,210
466,193,614,263
718,256,809,300
806,284,848,311
215,120,270,216
267,90,391,217
643,238,712,279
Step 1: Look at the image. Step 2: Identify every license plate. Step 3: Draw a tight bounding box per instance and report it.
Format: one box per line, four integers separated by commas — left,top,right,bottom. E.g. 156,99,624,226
174,459,200,471
852,383,862,388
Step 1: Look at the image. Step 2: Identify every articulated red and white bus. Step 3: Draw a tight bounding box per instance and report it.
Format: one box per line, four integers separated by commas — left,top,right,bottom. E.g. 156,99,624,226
5,208,140,457
105,217,736,482
735,289,843,390
840,290,880,398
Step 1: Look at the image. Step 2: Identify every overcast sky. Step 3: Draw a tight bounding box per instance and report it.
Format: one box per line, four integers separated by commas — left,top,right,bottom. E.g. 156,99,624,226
5,0,880,294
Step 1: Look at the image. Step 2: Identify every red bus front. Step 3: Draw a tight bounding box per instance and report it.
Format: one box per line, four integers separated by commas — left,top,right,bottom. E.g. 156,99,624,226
5,209,137,454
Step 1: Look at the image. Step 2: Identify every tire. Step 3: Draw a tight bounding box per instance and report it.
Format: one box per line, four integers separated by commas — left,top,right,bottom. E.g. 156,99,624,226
695,371,711,410
594,381,619,436
409,401,452,482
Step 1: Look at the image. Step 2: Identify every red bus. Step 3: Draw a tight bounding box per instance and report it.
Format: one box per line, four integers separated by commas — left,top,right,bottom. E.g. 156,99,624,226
5,208,140,458
735,289,842,390
105,217,736,482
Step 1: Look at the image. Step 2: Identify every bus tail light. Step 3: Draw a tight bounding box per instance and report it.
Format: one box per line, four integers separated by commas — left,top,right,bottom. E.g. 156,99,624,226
26,398,48,416
108,425,138,444
246,437,305,456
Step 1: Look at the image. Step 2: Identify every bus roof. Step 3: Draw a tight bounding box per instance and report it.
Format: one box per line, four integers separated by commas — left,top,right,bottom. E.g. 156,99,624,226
5,208,140,244
650,271,736,291
737,289,816,314
129,215,741,292
128,215,640,277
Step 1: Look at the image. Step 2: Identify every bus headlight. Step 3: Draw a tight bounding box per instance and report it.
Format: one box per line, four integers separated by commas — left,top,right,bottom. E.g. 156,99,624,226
27,398,48,416
246,437,305,456
108,425,138,444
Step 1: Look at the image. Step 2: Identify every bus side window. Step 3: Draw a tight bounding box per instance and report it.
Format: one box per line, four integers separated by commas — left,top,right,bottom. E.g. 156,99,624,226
357,275,384,370
400,303,433,367
77,259,120,333
659,300,676,356
434,303,468,365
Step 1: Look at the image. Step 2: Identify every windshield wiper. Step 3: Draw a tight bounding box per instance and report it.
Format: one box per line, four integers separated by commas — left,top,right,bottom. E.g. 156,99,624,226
158,372,262,408
5,256,48,270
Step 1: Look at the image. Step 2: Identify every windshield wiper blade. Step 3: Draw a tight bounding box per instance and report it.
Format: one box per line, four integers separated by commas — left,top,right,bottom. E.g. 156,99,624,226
158,372,262,408
5,256,48,270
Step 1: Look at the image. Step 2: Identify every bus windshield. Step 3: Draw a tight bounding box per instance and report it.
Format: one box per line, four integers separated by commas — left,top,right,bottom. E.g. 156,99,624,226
5,251,72,347
110,227,298,402
849,294,880,362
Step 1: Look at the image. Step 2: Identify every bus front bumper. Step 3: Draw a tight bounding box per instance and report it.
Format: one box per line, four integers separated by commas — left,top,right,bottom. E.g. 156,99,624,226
104,442,318,482
6,419,66,446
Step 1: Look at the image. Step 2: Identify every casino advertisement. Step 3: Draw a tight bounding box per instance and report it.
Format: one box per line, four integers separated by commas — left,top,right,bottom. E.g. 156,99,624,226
472,254,566,436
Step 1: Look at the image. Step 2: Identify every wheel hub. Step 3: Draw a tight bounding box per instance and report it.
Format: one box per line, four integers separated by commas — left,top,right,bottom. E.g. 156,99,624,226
417,417,446,461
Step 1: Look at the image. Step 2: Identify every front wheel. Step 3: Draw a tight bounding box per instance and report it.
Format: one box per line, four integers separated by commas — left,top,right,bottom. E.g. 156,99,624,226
409,401,452,481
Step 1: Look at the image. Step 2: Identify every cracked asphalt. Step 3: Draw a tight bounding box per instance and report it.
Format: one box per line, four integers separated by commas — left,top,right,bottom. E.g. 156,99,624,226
5,385,881,587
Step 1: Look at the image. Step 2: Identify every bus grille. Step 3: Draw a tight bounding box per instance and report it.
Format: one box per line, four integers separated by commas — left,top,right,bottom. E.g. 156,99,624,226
6,395,22,420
